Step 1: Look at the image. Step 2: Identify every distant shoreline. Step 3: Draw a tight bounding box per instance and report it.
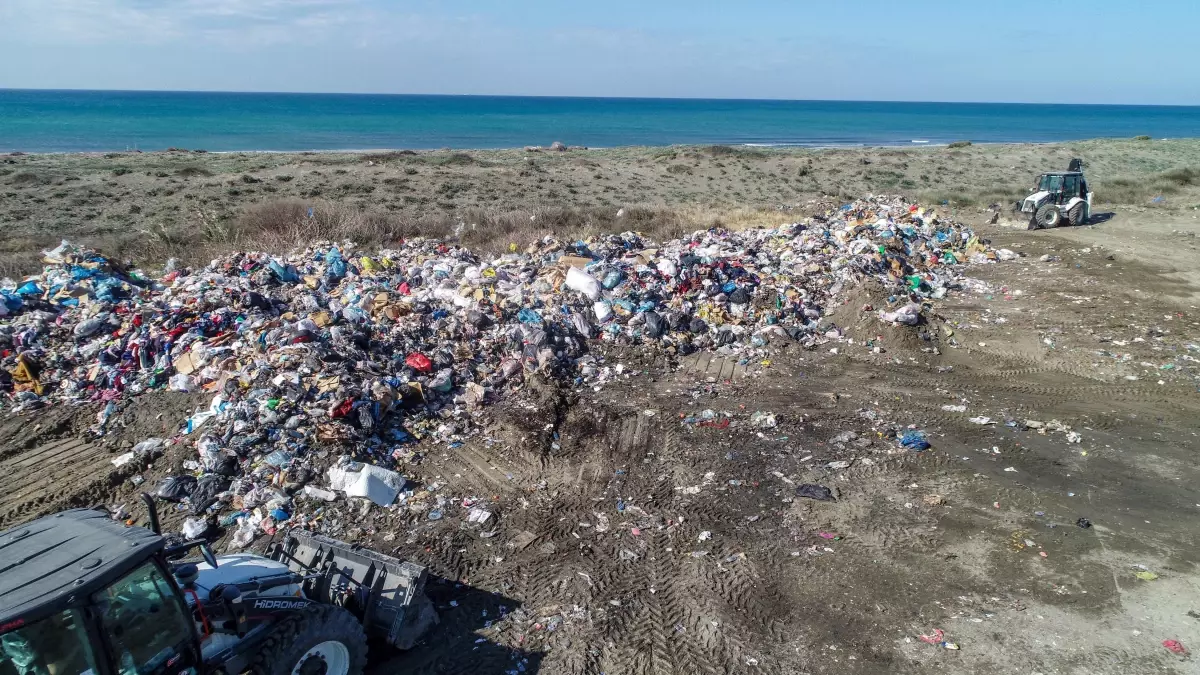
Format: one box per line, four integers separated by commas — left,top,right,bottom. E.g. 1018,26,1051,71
12,138,1192,158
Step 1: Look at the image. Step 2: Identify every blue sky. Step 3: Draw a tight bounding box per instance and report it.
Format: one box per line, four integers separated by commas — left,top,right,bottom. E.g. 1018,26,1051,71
0,0,1196,104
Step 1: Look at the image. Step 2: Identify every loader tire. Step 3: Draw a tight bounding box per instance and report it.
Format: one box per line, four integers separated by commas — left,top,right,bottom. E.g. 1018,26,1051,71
1035,203,1061,228
1067,202,1085,225
251,605,368,675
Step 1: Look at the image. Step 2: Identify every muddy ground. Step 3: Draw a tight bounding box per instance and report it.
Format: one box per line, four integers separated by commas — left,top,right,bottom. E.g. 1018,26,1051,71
3,206,1200,675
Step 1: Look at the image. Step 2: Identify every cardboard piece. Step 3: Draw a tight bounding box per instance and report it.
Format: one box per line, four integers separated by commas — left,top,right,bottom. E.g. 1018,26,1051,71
174,351,198,375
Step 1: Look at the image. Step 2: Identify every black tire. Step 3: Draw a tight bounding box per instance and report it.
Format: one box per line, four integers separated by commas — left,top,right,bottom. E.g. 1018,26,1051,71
1067,202,1085,225
251,605,368,675
1035,203,1061,228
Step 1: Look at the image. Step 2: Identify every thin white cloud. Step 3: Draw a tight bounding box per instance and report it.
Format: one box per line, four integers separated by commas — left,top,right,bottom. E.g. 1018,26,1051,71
2,0,372,46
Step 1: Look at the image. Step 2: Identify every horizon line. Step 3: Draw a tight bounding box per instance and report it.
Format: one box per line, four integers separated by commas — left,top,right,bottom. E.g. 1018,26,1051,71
2,87,1197,109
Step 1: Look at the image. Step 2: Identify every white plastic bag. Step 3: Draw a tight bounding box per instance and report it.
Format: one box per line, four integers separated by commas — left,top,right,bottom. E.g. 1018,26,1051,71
566,266,601,301
131,438,165,455
169,373,194,392
328,462,405,506
880,302,921,325
182,517,208,540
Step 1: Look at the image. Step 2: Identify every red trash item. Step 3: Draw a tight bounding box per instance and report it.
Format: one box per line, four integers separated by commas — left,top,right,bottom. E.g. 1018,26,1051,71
331,398,355,419
405,352,433,373
919,629,945,645
1163,639,1187,655
398,282,410,295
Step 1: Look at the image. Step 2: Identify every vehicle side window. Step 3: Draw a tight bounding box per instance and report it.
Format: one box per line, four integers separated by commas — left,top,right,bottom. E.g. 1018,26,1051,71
93,563,193,675
1063,175,1080,197
0,610,97,675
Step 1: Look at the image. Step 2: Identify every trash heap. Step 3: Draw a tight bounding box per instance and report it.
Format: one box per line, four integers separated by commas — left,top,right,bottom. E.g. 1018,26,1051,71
0,196,1004,543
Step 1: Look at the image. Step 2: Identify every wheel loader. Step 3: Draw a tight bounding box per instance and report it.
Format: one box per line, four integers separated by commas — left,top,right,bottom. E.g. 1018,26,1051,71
0,498,436,675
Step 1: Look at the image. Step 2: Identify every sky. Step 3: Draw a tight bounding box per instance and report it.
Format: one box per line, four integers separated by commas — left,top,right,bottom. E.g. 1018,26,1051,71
0,0,1197,105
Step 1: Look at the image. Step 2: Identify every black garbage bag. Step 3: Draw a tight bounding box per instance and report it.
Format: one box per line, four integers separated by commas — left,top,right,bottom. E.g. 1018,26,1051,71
211,454,239,477
643,311,665,338
466,309,492,329
689,318,708,334
155,475,198,502
239,291,271,310
796,484,835,502
728,288,751,305
666,311,688,331
190,475,231,514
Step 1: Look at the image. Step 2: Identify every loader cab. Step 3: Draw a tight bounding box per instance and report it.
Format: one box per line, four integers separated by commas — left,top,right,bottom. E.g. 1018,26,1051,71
1034,171,1088,205
0,511,202,675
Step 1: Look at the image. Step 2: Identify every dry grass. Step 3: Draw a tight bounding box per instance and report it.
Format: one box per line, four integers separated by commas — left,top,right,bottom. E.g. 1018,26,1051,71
56,200,702,271
1094,166,1198,205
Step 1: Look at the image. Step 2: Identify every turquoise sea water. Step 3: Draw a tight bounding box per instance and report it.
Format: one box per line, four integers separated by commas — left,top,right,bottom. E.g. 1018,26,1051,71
2,89,1199,153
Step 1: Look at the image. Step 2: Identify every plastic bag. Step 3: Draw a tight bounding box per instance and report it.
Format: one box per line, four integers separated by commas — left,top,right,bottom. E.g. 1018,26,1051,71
565,267,601,301
570,312,593,338
190,475,230,514
328,462,405,506
899,430,931,451
264,449,294,467
169,373,195,392
230,519,257,548
155,475,198,502
643,311,665,338
405,352,433,373
880,302,921,325
181,517,209,540
131,438,165,456
325,248,347,280
268,259,299,283
796,484,835,501
593,301,613,322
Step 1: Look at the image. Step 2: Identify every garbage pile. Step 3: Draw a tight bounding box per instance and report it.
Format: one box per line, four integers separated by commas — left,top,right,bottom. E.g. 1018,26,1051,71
0,196,1003,544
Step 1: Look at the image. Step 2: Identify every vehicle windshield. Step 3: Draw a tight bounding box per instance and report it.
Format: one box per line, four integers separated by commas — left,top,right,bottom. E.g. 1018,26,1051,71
1037,174,1064,192
0,610,98,675
93,562,193,675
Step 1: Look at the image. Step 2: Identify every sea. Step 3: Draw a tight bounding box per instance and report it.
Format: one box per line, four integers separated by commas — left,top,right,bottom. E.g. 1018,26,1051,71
2,89,1199,153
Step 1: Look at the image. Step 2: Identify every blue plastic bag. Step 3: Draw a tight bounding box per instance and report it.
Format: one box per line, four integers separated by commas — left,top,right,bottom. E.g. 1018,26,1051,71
269,260,299,283
325,248,346,280
899,430,930,451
